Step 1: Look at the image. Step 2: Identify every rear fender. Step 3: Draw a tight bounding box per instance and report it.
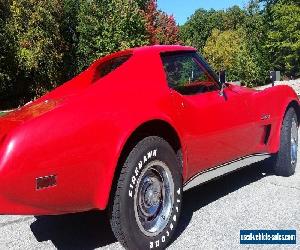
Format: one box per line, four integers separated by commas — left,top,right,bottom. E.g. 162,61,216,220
93,114,185,210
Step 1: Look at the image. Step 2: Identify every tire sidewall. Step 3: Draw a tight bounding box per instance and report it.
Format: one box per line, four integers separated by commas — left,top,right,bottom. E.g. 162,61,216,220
119,137,182,250
275,107,298,176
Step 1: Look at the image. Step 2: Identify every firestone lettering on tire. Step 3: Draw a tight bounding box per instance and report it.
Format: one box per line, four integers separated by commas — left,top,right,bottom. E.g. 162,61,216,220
128,149,157,198
149,187,181,249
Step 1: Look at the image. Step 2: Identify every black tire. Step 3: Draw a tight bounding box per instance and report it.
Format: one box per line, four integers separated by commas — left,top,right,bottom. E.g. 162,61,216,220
272,107,298,176
109,136,182,250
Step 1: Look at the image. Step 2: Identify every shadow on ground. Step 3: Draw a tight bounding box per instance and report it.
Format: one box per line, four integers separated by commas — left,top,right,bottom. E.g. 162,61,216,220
30,160,272,250
31,210,116,249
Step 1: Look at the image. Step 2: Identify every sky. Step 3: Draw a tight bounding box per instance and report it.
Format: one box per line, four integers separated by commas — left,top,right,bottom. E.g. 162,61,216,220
157,0,248,25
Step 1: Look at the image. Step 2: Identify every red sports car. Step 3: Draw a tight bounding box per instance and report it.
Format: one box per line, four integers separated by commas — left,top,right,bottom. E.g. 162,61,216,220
0,45,298,249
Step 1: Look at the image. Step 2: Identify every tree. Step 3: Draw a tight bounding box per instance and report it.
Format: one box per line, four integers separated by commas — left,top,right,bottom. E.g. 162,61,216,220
62,0,80,80
135,0,150,11
156,13,180,44
223,6,246,30
266,2,300,77
143,0,181,45
203,29,260,86
243,0,269,83
76,0,148,71
260,0,298,5
180,6,248,53
0,0,26,108
143,0,157,44
180,9,224,52
0,0,13,92
180,3,272,84
9,0,67,98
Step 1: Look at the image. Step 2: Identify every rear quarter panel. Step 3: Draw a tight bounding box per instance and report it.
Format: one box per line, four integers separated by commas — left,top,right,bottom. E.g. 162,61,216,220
0,50,181,214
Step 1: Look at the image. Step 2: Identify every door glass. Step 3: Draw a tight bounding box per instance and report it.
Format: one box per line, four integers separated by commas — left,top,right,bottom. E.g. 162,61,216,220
161,53,218,95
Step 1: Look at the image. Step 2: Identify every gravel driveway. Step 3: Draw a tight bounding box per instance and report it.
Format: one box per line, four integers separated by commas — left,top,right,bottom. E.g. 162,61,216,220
0,82,299,249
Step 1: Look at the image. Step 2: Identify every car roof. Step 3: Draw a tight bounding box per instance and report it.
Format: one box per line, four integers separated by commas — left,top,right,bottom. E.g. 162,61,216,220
132,45,196,54
92,45,196,65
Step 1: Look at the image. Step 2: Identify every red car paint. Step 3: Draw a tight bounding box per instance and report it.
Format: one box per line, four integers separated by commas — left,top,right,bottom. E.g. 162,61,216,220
0,45,298,215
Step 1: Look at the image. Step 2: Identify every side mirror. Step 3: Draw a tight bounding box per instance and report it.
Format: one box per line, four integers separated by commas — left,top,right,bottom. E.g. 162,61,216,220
219,70,226,84
219,70,226,97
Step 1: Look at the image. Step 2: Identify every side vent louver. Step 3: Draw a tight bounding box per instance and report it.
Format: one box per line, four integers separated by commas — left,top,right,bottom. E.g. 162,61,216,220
264,125,272,145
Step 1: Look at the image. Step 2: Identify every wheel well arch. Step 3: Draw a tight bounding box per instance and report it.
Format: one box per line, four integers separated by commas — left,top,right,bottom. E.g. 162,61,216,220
286,100,300,123
108,120,183,207
269,99,300,153
117,119,182,170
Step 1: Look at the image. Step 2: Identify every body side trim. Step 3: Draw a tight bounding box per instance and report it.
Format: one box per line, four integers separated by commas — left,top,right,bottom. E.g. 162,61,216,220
183,153,271,191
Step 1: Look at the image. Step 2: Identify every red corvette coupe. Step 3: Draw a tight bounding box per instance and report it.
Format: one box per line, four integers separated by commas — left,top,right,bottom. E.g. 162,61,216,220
0,45,299,249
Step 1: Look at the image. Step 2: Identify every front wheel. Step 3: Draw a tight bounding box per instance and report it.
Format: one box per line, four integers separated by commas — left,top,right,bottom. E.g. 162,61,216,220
272,107,299,176
110,136,182,249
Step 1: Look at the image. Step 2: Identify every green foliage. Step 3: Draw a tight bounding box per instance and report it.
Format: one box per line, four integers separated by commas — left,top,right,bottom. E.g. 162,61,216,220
135,0,150,10
9,0,67,97
76,0,148,71
223,6,247,30
179,9,224,52
203,29,260,86
243,0,270,83
62,0,80,80
0,0,13,89
0,0,22,107
181,0,300,84
180,1,275,85
266,2,300,77
180,6,248,52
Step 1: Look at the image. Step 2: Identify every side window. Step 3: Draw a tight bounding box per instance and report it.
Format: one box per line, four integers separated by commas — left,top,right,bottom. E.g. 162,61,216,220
161,53,218,95
92,55,131,83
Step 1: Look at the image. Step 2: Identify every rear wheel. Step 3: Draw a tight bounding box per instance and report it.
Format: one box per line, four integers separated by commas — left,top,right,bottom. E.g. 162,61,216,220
272,107,298,176
110,136,182,249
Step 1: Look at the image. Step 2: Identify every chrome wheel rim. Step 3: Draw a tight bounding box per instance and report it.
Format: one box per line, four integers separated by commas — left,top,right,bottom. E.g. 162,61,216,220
291,118,298,166
134,160,174,237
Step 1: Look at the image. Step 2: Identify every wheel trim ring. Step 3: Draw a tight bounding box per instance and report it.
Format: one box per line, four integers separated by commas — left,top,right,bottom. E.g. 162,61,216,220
290,118,298,166
134,160,174,237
